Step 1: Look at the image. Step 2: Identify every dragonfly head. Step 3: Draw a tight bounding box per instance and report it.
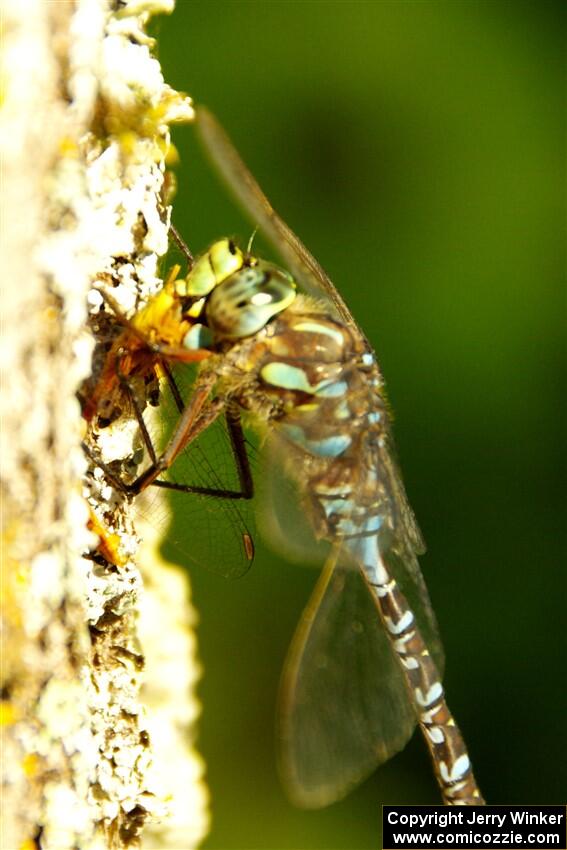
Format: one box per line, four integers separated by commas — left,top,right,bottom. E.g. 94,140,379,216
179,239,296,345
205,260,296,339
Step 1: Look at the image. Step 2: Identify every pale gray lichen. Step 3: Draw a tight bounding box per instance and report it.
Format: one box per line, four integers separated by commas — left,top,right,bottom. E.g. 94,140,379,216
1,0,207,847
137,516,209,849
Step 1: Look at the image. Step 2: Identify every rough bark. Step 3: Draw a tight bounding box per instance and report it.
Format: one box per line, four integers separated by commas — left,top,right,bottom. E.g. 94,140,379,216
1,1,208,847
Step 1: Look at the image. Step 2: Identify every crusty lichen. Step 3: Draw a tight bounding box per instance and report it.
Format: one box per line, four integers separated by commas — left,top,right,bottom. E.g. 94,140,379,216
137,516,208,850
1,0,208,847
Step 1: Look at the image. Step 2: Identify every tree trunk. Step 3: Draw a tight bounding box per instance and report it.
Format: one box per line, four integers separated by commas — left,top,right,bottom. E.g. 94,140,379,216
1,1,208,847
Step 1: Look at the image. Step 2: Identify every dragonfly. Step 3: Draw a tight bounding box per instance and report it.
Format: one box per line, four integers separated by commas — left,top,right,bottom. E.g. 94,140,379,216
84,106,485,807
192,107,485,807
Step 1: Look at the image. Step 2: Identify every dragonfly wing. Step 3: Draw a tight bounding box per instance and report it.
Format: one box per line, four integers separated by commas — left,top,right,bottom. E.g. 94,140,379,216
278,550,418,809
367,429,444,672
134,362,255,579
380,428,426,558
195,106,367,340
256,432,331,566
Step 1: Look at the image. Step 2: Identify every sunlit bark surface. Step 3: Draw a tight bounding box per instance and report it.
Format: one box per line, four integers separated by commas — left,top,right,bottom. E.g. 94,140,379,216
0,1,208,847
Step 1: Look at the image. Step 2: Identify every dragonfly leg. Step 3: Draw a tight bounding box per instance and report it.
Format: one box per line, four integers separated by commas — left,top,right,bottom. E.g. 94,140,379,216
114,350,158,465
169,222,194,269
84,372,222,495
92,287,152,344
159,359,185,414
225,405,254,499
82,440,132,493
155,362,254,501
124,372,222,494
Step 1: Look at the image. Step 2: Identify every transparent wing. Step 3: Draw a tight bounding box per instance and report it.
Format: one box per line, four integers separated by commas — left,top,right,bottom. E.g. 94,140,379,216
381,425,426,558
195,106,370,347
257,411,425,570
265,413,443,806
278,542,444,809
367,421,428,579
255,432,331,567
135,361,255,579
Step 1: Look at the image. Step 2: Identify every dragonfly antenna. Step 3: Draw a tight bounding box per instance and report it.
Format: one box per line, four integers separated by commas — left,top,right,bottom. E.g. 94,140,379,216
246,227,259,256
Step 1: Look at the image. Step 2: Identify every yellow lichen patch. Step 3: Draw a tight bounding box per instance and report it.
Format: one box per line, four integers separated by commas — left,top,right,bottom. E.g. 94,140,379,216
87,508,128,568
94,86,192,158
164,142,180,167
22,752,39,778
1,527,26,626
114,129,139,157
58,136,79,158
152,86,194,127
0,701,18,727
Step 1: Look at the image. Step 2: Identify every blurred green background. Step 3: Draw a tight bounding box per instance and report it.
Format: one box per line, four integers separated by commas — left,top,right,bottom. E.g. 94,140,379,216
156,3,565,848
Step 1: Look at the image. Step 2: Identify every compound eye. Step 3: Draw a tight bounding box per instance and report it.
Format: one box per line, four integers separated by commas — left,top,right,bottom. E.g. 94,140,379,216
206,262,296,339
184,238,245,297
